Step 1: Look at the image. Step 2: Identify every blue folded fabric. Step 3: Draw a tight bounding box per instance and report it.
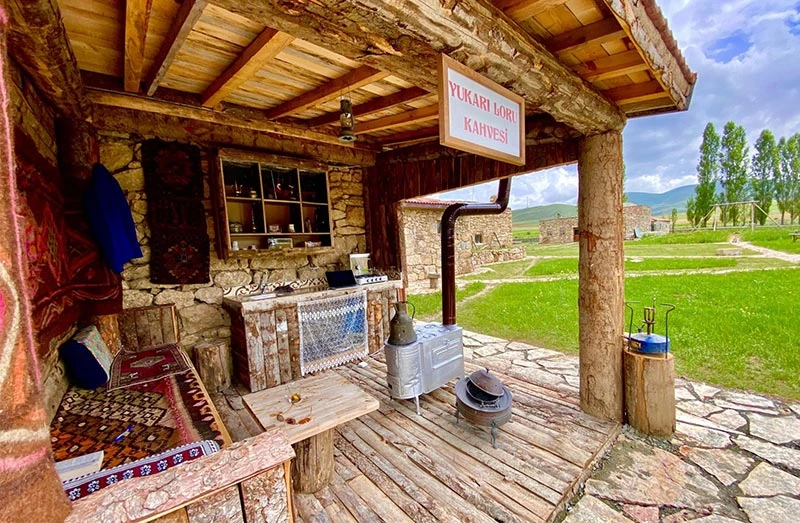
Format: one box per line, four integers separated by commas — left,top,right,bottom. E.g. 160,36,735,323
84,163,143,273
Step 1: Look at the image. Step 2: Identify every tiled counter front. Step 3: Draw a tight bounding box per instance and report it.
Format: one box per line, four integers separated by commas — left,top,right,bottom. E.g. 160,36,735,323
223,281,401,392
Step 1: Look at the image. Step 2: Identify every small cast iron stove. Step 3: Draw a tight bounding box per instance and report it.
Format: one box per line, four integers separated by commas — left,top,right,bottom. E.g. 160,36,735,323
455,368,512,448
385,323,464,414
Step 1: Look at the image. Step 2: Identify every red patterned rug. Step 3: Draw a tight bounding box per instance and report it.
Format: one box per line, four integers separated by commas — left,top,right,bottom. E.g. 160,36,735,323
50,370,225,470
107,344,191,391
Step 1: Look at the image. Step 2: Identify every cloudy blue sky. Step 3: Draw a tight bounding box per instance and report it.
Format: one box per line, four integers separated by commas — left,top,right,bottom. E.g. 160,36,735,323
439,0,800,209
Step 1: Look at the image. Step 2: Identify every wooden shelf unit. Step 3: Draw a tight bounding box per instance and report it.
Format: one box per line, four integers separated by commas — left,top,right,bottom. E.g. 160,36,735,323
213,149,333,259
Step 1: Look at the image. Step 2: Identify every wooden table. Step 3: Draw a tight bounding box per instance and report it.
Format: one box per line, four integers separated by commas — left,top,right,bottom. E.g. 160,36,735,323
243,371,379,493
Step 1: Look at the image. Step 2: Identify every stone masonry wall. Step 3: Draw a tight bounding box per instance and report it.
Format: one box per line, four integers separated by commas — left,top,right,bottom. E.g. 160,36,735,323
539,205,654,244
400,205,520,282
624,205,653,238
99,133,367,354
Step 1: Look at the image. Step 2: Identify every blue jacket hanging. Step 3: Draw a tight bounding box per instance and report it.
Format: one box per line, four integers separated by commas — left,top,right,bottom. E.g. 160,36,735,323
84,163,143,273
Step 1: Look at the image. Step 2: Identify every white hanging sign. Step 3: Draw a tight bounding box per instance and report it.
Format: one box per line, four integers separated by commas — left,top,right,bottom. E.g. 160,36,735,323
438,54,526,166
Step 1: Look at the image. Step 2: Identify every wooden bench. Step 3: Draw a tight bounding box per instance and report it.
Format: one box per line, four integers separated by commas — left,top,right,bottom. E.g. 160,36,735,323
243,372,379,493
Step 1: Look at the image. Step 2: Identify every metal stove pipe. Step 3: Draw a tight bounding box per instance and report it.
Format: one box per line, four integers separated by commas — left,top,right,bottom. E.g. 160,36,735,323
441,177,511,326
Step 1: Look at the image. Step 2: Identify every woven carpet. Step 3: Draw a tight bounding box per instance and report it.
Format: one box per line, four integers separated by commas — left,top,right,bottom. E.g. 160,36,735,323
50,369,225,470
142,140,209,284
107,344,191,391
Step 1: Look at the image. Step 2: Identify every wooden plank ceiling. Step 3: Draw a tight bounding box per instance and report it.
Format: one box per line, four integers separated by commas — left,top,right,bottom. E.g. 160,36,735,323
57,0,691,151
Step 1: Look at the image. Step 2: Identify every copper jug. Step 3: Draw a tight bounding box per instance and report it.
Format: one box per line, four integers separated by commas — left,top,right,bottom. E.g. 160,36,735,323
388,301,417,345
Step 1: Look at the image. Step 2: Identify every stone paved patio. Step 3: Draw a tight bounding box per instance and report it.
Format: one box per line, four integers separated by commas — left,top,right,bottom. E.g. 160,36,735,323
461,330,800,523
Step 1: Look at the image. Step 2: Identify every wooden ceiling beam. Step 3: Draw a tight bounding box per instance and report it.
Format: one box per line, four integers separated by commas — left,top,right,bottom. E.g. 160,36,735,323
356,105,439,135
264,66,391,120
618,96,675,116
7,0,91,118
208,0,625,134
377,126,439,146
495,0,570,22
124,0,154,93
573,50,649,82
307,87,429,128
89,89,379,151
604,80,664,105
547,18,627,56
145,0,207,96
202,28,294,108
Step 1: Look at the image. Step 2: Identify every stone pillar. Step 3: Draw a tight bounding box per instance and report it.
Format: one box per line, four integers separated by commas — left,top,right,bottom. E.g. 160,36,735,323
577,131,625,422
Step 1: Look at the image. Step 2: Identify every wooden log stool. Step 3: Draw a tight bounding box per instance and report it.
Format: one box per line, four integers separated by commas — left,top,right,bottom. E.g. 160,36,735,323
623,349,676,437
194,340,233,393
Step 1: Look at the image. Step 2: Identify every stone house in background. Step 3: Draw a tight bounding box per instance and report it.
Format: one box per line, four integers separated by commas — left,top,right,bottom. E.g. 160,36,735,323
539,204,653,244
400,198,525,283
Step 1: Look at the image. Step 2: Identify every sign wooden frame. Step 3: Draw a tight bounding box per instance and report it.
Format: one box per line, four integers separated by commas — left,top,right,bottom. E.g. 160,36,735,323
438,54,526,166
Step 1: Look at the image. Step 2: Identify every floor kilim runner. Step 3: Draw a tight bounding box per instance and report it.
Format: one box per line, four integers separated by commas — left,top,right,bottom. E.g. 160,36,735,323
50,370,224,469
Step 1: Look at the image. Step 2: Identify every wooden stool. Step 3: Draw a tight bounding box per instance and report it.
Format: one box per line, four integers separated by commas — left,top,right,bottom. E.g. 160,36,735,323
194,340,233,392
428,273,440,290
623,349,675,437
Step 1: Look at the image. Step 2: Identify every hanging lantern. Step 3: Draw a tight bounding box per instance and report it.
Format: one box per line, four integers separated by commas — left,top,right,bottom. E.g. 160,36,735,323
338,98,357,143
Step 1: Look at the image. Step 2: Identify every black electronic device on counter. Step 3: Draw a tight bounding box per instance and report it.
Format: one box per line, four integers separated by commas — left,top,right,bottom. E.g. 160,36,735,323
325,270,358,289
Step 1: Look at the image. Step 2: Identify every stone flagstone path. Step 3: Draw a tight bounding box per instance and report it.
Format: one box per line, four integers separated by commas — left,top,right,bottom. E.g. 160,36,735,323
459,329,800,523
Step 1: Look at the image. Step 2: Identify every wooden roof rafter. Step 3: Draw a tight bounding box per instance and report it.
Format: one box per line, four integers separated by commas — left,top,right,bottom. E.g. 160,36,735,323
572,50,649,82
145,0,208,96
494,0,570,23
307,87,429,128
355,105,439,135
202,27,295,108
263,66,391,120
124,0,154,93
546,18,627,56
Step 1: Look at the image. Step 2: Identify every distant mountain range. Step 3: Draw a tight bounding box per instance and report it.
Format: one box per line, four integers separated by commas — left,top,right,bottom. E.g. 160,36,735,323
627,184,697,215
512,184,697,225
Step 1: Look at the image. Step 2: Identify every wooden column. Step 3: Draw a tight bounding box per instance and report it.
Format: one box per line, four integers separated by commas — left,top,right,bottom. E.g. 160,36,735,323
291,429,334,493
577,131,625,421
624,349,676,437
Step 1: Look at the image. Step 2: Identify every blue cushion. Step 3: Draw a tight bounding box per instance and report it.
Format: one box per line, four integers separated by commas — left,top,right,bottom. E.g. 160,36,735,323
60,326,113,389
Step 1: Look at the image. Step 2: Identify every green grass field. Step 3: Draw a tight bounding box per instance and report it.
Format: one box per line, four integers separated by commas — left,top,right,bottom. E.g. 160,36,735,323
742,227,800,254
526,241,758,257
451,269,800,399
412,282,486,321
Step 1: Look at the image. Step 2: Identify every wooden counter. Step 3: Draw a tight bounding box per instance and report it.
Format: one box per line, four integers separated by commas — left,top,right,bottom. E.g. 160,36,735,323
223,281,401,392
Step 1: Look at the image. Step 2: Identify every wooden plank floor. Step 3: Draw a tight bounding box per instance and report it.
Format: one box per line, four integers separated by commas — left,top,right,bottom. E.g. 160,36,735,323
214,354,620,523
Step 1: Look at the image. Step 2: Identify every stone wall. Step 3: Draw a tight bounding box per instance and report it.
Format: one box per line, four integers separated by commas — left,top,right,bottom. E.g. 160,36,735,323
98,133,367,354
539,205,653,244
624,205,653,238
400,204,520,282
539,216,578,245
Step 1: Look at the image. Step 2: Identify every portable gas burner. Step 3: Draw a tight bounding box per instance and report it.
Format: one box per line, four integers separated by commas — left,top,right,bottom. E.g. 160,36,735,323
626,298,675,355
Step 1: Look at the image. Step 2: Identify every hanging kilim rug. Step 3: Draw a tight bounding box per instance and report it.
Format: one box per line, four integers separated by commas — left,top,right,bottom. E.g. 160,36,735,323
142,140,209,284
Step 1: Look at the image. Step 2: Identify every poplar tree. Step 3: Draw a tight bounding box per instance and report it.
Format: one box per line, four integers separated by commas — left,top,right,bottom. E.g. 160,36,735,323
786,134,800,224
777,136,800,224
693,123,721,226
720,121,749,225
751,130,778,225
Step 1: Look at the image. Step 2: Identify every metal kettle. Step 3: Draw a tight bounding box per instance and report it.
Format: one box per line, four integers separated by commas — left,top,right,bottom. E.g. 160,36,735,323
388,301,417,346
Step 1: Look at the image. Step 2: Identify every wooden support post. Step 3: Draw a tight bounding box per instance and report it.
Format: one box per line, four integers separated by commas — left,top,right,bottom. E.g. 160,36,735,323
291,429,334,493
194,341,233,393
624,349,676,437
578,131,625,422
